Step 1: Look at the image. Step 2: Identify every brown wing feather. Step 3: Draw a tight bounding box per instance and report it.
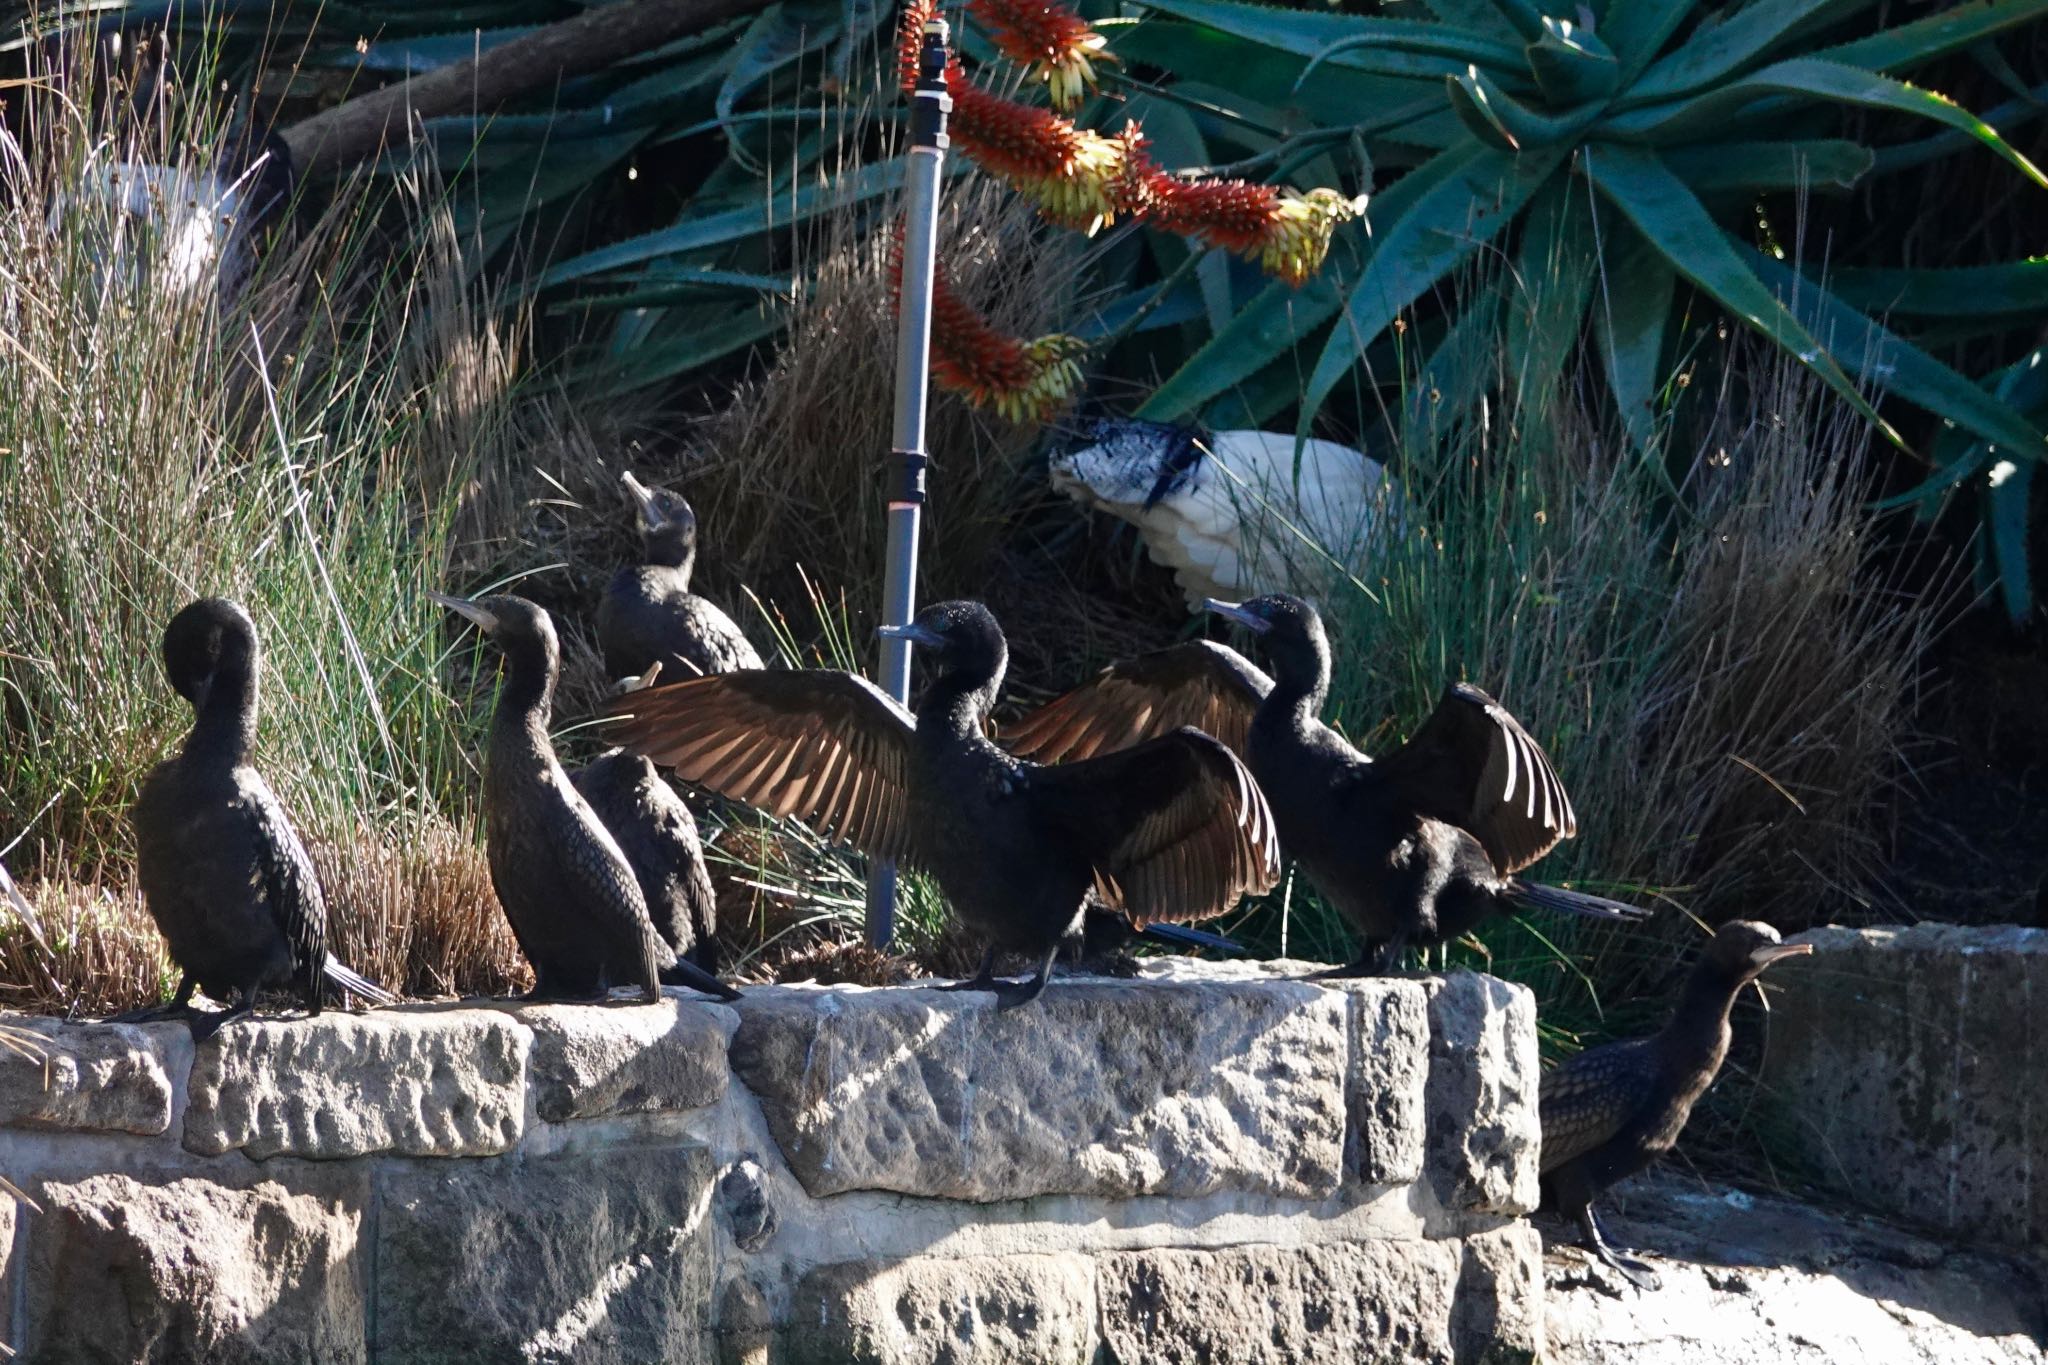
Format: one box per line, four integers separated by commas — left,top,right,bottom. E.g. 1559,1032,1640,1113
602,671,918,863
1003,641,1272,764
1031,728,1280,926
1371,682,1576,874
1539,1039,1657,1173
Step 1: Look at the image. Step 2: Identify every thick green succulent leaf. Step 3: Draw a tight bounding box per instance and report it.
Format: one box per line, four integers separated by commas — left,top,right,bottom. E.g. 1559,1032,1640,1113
1599,1,1707,82
1447,66,1602,150
584,302,789,394
1988,456,2036,621
1627,0,1879,102
1131,0,1530,81
1485,0,1550,44
1137,276,1347,421
1662,139,1874,193
331,26,542,73
1503,178,1599,417
1411,0,1525,44
1744,249,2048,463
1581,144,1903,447
1526,17,1621,106
1820,0,2048,75
1826,261,2048,318
1591,224,1677,462
717,3,844,127
1300,143,1570,441
1603,58,2048,190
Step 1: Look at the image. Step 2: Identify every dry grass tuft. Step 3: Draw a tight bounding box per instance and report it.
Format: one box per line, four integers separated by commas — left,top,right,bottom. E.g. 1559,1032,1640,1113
770,941,919,988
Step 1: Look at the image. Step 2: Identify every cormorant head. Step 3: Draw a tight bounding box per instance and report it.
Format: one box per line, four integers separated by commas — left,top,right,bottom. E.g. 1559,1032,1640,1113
879,599,1008,687
428,592,561,699
160,597,258,711
1700,920,1812,986
1204,593,1328,683
621,471,698,570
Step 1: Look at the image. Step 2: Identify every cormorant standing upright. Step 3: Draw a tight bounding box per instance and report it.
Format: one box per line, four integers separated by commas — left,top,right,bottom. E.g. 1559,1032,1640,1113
604,599,1279,1008
431,592,737,1003
129,598,394,1034
1539,919,1812,1288
1003,593,1648,973
598,471,762,682
571,748,721,975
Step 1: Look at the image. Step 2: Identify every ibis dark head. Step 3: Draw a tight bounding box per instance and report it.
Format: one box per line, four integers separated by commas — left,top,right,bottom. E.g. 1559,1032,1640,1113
161,597,258,713
1700,919,1812,986
1205,593,1328,696
622,471,698,574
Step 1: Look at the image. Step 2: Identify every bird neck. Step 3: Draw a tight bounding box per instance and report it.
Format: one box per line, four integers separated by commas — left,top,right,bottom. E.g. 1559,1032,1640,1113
919,661,1004,740
1265,641,1330,724
1654,966,1745,1079
489,635,558,754
645,531,696,581
182,654,258,766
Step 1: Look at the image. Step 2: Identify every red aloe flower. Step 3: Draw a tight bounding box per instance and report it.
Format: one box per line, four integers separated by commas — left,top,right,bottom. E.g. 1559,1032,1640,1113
898,0,942,94
1141,172,1361,286
944,62,1141,234
966,0,1117,111
892,226,1083,424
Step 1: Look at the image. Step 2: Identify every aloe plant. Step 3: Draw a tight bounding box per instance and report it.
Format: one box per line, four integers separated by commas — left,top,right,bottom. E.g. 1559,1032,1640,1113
1110,0,2048,612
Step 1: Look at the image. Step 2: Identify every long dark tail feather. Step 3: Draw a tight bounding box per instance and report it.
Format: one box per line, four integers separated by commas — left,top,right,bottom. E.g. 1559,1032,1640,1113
322,955,400,1007
661,957,742,1002
1507,880,1652,923
1137,921,1245,954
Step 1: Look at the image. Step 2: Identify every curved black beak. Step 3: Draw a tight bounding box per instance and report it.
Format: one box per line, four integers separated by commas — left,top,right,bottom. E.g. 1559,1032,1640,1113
1204,598,1272,635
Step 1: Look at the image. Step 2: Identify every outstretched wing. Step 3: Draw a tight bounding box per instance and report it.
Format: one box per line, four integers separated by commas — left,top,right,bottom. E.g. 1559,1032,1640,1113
1370,683,1575,874
1539,1039,1657,1173
1003,641,1272,763
240,772,328,1005
1030,728,1280,926
603,669,918,862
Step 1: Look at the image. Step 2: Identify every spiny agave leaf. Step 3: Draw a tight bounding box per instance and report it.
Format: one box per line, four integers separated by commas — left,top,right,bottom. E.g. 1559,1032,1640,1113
1137,275,1347,422
1447,69,1521,150
1661,139,1874,194
1826,261,2048,318
1408,276,1507,437
550,269,795,314
716,2,845,129
1131,0,1531,83
319,26,542,74
1989,455,2036,621
1591,223,1677,463
1820,0,2048,75
584,300,791,395
1486,0,1550,44
1299,143,1570,444
1745,248,2048,464
1626,0,1880,103
1526,17,1621,106
1604,57,2048,191
1447,65,1602,150
1415,0,1525,44
1503,178,1599,417
1581,144,1905,449
1599,0,1708,82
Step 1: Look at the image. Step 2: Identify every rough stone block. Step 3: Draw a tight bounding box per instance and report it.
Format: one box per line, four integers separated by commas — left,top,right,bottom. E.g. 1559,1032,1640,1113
1423,973,1539,1217
1343,980,1431,1187
786,1253,1098,1365
0,1017,181,1135
374,1145,715,1365
1451,1226,1542,1364
520,998,730,1122
729,976,1347,1202
22,1165,368,1364
1760,924,2048,1246
184,1010,528,1159
1097,1241,1459,1364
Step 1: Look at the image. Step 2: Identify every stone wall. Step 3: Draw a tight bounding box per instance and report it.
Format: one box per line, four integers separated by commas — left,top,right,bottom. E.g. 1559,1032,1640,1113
1759,924,2047,1248
0,961,1543,1363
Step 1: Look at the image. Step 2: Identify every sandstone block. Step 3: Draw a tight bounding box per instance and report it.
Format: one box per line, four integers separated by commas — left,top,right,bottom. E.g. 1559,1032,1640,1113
183,1009,527,1159
0,1017,181,1135
23,1165,367,1364
1343,980,1431,1187
374,1145,715,1364
520,998,730,1122
1097,1241,1459,1364
1452,1226,1543,1364
1423,973,1539,1217
786,1253,1098,1365
1761,924,2048,1246
729,978,1347,1202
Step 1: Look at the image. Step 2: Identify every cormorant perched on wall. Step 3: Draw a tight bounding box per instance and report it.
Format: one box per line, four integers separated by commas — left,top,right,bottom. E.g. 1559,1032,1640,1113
1003,593,1649,974
129,598,395,1034
570,748,721,975
604,600,1279,1008
598,472,762,682
1539,920,1812,1288
431,592,738,1003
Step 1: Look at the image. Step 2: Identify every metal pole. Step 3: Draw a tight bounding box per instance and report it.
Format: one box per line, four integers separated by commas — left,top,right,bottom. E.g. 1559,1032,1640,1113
867,15,951,950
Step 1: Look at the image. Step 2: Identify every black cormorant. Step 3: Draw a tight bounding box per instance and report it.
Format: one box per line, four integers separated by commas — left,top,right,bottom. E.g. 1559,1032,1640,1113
431,592,738,1003
598,471,762,682
604,599,1279,1008
1539,919,1812,1288
129,598,394,1034
570,748,721,976
1003,593,1648,974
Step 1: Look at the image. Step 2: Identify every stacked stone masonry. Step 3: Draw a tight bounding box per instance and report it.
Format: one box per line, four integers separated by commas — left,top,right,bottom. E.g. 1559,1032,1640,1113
0,962,1543,1363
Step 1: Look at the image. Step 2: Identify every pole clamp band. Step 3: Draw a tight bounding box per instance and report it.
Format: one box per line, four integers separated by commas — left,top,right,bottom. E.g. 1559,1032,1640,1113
891,449,930,503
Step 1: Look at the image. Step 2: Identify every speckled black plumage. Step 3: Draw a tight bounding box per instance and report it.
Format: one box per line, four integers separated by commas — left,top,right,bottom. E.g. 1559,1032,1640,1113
1006,593,1649,974
605,600,1279,1008
435,592,736,1003
1539,920,1812,1287
130,598,390,1029
571,748,720,976
598,472,762,681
